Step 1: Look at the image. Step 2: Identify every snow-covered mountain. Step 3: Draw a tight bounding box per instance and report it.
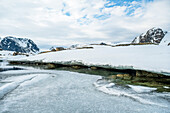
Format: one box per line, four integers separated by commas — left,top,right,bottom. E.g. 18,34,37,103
132,28,167,44
0,36,39,53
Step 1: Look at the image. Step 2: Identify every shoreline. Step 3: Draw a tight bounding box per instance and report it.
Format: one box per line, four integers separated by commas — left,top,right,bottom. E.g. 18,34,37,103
9,60,170,77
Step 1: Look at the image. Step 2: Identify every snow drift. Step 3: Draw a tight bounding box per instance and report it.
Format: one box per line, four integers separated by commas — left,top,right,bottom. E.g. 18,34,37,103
12,44,170,75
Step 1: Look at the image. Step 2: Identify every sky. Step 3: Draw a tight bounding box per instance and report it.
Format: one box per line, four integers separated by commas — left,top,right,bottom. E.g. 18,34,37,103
0,0,170,50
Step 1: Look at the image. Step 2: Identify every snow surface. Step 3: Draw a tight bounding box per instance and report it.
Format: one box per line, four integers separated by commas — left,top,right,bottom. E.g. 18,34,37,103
0,51,14,57
14,45,170,75
133,36,140,43
0,50,29,62
160,32,170,46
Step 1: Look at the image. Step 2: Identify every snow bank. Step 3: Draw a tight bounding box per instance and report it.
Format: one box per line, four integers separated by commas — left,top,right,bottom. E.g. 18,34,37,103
12,45,170,75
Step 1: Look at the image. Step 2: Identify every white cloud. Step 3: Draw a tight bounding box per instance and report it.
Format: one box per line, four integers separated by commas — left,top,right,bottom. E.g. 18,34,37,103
0,0,169,50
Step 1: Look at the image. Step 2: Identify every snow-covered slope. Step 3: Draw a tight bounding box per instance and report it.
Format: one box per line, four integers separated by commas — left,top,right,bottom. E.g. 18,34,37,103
160,31,170,46
15,45,170,75
0,36,39,53
0,50,14,57
132,28,167,44
0,50,28,63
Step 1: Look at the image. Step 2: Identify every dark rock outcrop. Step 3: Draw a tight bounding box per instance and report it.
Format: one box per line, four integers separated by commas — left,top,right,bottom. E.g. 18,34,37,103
132,28,167,44
100,42,107,45
0,36,39,53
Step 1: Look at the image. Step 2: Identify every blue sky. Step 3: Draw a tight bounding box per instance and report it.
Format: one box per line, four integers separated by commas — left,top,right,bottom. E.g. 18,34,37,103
0,0,169,50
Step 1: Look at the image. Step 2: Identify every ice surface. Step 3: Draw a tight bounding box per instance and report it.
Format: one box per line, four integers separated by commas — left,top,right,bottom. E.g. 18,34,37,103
0,68,169,113
0,75,36,99
93,81,166,107
20,74,51,87
128,85,157,93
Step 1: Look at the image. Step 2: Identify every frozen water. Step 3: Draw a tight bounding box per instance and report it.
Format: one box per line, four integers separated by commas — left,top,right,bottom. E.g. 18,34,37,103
0,60,170,113
94,79,170,107
0,67,169,113
128,85,157,93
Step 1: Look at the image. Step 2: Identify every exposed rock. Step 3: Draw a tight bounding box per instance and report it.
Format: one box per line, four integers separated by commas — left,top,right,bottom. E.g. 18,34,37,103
90,66,97,70
108,75,117,79
13,52,29,56
123,74,131,80
0,36,39,53
76,47,93,49
70,44,79,49
136,70,164,78
46,63,56,69
100,42,107,45
70,44,93,50
168,43,170,46
115,74,131,80
50,47,65,51
116,74,124,78
132,28,167,44
56,47,65,51
72,65,81,69
50,47,56,51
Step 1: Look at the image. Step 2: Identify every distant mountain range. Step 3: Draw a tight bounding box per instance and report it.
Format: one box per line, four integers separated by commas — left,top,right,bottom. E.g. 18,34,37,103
0,28,168,53
0,36,39,53
132,27,167,44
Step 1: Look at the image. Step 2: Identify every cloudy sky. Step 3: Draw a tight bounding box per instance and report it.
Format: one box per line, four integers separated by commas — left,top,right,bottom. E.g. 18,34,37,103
0,0,170,49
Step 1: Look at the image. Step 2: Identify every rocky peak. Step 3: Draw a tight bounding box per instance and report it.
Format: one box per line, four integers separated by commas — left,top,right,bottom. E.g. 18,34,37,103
0,36,39,53
132,28,167,44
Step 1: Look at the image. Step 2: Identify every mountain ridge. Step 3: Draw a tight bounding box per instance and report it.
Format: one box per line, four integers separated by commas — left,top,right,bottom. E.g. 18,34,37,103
132,27,167,44
0,36,39,53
